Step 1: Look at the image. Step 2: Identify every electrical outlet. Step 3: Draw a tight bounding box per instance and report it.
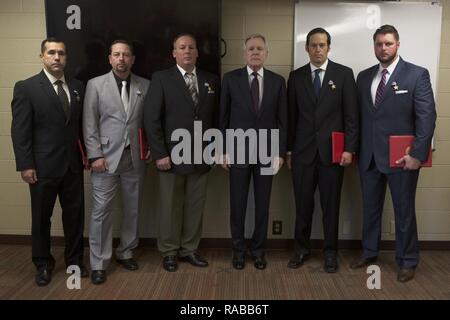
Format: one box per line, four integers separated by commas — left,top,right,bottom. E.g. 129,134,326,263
272,220,282,235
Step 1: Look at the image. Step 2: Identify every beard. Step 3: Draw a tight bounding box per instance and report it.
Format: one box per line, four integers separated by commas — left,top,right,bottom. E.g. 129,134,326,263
376,51,397,65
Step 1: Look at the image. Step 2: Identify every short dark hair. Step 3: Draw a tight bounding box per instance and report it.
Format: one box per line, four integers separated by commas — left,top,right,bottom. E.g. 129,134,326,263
306,28,331,46
173,33,197,49
109,39,134,55
373,25,400,42
41,37,65,53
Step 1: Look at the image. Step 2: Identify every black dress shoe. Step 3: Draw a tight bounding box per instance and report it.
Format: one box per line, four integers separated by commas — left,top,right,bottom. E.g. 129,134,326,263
324,256,338,273
91,270,106,285
163,255,178,272
35,268,52,286
397,267,415,283
117,258,139,271
232,254,245,270
253,256,267,270
179,253,208,267
287,253,310,269
350,256,377,269
77,265,89,278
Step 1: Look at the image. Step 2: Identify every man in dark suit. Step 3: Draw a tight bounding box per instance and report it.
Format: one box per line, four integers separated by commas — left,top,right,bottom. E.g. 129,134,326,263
287,28,359,273
144,34,219,272
11,38,88,286
220,34,287,270
350,25,436,283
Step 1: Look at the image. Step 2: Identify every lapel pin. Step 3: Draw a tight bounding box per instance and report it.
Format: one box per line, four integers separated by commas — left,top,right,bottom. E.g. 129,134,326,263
328,80,336,90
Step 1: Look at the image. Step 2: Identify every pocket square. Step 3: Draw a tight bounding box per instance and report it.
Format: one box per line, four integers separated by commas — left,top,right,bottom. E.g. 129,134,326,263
395,90,408,94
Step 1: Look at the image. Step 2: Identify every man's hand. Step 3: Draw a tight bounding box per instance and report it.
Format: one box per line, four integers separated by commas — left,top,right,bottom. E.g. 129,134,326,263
286,154,292,170
21,169,37,184
91,158,108,172
272,156,284,175
395,154,421,170
156,156,172,171
145,150,152,161
220,154,230,171
340,152,353,167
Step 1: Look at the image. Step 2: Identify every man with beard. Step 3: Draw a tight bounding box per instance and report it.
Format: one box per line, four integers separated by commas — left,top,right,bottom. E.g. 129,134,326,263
83,40,150,284
350,25,436,283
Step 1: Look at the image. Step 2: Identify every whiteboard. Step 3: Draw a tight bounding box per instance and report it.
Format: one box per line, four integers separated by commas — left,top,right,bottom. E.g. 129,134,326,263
293,1,442,100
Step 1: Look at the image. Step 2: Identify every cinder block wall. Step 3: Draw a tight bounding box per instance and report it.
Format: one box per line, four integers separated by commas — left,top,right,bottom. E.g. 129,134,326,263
0,0,449,240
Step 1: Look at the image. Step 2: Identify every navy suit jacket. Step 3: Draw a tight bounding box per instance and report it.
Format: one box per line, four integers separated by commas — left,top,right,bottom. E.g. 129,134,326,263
11,70,85,178
357,57,436,174
219,67,287,167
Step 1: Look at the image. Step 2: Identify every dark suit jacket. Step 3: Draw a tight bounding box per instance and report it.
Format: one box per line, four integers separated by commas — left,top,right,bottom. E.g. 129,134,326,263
219,67,287,167
144,66,219,175
11,70,85,178
357,57,436,174
287,60,359,165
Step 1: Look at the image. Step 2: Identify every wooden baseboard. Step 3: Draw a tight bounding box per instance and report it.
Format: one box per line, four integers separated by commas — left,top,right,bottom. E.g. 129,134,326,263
0,235,448,250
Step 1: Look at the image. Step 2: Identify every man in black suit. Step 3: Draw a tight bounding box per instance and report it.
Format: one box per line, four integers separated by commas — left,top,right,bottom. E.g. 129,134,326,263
220,34,287,270
11,38,88,286
144,34,219,272
287,28,359,272
351,25,436,283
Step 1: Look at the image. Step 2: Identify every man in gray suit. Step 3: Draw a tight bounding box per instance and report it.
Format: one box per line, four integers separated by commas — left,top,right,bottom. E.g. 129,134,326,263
144,34,219,272
83,40,150,284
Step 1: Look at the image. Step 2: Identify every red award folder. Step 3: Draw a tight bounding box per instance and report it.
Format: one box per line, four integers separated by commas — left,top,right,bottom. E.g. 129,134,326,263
389,135,432,167
332,132,345,163
77,139,89,170
139,128,149,160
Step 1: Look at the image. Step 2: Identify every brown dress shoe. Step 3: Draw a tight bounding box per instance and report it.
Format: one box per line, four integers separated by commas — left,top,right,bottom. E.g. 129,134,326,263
397,267,415,282
350,256,377,269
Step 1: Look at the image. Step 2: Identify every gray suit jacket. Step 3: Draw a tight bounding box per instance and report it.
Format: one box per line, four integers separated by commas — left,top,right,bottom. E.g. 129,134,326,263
83,71,150,173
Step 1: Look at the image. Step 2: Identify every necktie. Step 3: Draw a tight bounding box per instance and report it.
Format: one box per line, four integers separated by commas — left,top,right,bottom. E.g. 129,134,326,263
250,71,259,112
313,69,322,98
121,80,129,113
375,69,388,108
55,80,70,122
185,73,199,107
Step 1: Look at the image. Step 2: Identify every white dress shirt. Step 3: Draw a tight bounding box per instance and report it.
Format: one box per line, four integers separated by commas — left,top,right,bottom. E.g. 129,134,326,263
177,64,199,94
310,59,329,85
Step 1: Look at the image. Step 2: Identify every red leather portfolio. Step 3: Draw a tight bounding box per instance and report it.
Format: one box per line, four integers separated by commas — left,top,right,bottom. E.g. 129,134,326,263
332,131,345,163
77,139,89,170
139,128,149,160
389,135,432,167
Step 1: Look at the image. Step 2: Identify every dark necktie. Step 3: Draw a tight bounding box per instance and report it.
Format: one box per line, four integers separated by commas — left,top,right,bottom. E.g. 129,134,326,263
250,71,259,112
185,73,199,107
313,69,322,98
55,80,70,121
375,68,388,108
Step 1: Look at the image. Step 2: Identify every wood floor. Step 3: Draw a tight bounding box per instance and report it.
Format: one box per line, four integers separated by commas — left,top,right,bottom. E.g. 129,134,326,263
0,245,449,300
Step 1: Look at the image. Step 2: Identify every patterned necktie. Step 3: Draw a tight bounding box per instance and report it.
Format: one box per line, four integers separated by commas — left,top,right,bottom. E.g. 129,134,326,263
313,68,322,98
121,80,129,113
54,80,70,121
185,73,199,107
375,69,388,108
250,71,259,112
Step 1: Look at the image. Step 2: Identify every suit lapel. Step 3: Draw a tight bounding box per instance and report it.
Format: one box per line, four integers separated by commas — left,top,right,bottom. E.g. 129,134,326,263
39,71,66,123
196,70,207,114
171,66,196,109
317,62,334,105
127,74,138,120
301,66,316,104
378,58,405,108
107,71,127,119
257,68,273,118
238,67,255,114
